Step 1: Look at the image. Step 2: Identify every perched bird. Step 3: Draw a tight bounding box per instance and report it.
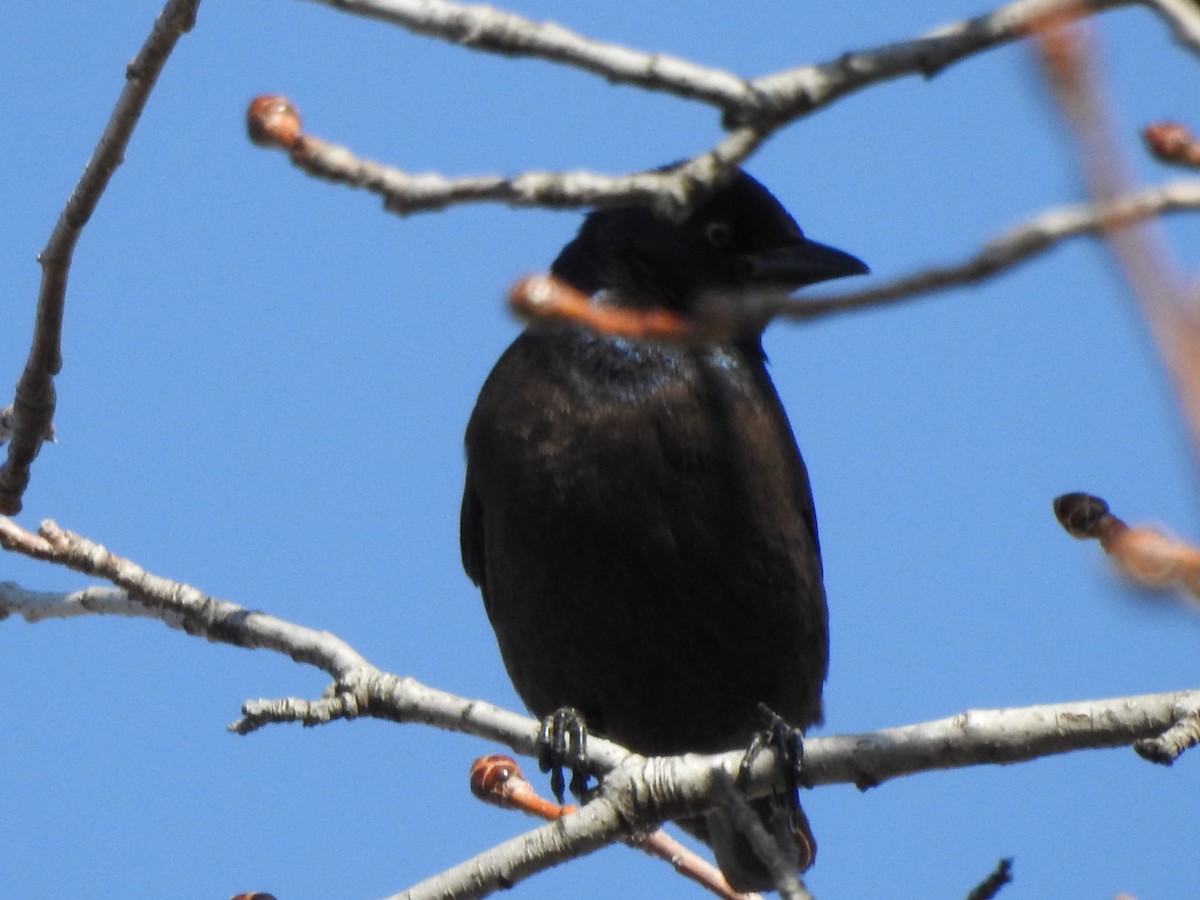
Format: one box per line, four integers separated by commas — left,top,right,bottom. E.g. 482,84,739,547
460,168,866,891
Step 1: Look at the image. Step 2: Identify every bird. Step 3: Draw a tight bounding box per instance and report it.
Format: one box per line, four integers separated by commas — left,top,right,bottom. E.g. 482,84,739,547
460,167,866,892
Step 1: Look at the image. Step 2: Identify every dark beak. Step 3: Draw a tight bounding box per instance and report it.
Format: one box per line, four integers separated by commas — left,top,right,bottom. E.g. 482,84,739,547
745,238,868,288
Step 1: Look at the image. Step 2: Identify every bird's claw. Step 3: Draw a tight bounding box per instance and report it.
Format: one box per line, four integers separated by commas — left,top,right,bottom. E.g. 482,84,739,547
737,703,817,869
739,703,806,811
537,707,590,804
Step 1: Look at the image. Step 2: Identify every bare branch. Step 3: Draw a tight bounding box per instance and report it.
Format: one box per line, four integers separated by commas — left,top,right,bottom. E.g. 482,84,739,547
966,858,1015,900
262,1,1160,221
0,405,54,447
0,582,165,624
1144,0,1200,56
499,183,1200,336
246,94,764,218
1134,714,1200,764
301,0,759,115
798,690,1200,788
4,514,1197,897
470,754,758,900
3,514,1196,784
304,0,1136,128
0,516,370,679
390,787,631,900
0,0,202,515
5,519,1197,807
391,689,1199,899
788,180,1200,321
749,0,1131,125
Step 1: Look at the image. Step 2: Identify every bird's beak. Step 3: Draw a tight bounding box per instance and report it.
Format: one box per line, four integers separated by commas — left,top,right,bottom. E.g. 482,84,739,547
745,239,868,288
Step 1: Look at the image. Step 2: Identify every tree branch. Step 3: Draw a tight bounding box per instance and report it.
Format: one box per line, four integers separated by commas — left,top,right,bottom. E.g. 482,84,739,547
2,514,1197,897
747,0,1131,125
0,582,165,624
302,0,760,115
966,858,1015,900
500,182,1200,337
1145,0,1200,56
246,93,765,218
0,0,202,516
263,0,1153,221
304,0,1137,127
387,689,1198,899
784,180,1200,321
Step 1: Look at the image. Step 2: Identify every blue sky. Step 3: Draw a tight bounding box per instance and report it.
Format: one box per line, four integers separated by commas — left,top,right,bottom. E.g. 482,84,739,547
3,2,1198,898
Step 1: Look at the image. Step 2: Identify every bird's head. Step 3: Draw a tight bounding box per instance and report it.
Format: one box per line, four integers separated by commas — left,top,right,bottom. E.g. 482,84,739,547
550,169,867,325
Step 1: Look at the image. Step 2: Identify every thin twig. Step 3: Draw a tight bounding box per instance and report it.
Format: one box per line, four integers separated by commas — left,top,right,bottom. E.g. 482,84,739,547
0,516,370,679
748,0,1130,125
0,0,202,515
965,858,1014,900
790,180,1200,320
501,183,1200,336
0,582,164,624
246,94,763,218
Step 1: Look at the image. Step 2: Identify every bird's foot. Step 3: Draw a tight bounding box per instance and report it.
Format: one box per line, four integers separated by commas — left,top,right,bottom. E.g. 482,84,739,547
536,707,591,804
739,703,805,800
738,703,816,869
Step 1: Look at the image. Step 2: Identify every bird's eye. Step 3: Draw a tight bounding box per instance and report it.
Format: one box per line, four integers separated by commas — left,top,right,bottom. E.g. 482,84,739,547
704,220,733,248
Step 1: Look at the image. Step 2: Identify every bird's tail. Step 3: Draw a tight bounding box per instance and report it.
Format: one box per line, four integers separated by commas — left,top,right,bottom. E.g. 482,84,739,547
681,796,815,894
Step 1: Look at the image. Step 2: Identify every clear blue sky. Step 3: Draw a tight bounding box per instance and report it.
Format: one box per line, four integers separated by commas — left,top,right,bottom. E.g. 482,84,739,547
3,2,1198,897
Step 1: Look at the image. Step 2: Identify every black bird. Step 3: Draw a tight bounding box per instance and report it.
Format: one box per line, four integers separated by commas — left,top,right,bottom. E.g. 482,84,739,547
460,168,866,892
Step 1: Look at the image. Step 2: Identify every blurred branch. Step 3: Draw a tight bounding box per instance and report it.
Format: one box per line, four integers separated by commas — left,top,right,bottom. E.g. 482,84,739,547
1034,19,1200,458
507,274,702,340
0,0,202,515
1145,120,1200,168
3,514,1199,898
1146,0,1200,55
0,406,54,447
1054,492,1200,604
